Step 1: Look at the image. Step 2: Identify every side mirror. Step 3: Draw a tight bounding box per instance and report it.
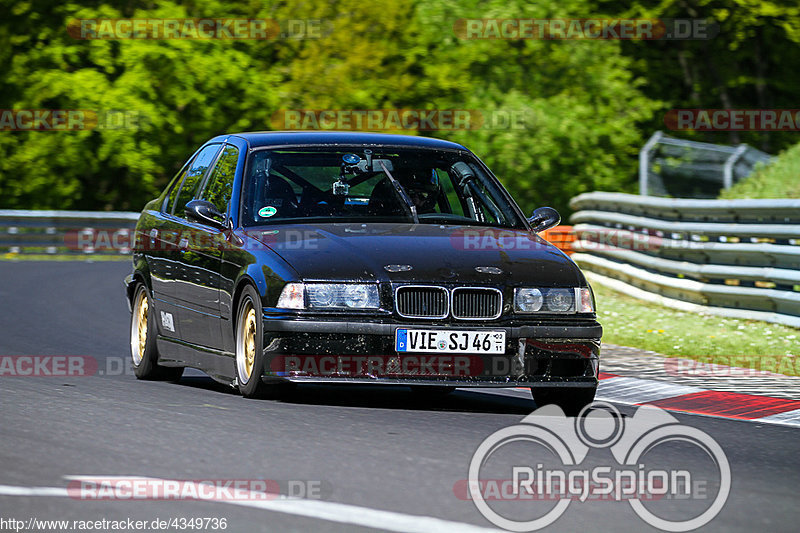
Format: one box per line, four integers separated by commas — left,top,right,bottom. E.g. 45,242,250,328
528,206,560,233
185,199,226,229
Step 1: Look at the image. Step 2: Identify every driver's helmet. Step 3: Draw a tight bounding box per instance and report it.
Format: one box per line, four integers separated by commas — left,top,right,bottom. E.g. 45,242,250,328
396,169,439,212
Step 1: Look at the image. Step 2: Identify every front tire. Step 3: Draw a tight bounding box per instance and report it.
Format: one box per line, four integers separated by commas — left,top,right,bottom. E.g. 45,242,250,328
130,283,184,382
234,285,289,399
531,387,596,416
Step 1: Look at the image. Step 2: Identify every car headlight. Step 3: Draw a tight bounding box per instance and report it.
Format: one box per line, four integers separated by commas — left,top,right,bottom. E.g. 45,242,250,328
277,282,380,310
545,288,574,312
514,287,594,314
514,288,543,312
342,284,376,308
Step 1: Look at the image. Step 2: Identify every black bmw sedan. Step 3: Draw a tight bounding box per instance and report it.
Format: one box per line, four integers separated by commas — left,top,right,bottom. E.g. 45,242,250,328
125,132,602,414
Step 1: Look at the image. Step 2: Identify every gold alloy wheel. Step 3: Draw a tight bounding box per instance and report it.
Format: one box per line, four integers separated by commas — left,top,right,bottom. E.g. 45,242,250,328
132,289,148,365
237,299,257,384
243,305,256,379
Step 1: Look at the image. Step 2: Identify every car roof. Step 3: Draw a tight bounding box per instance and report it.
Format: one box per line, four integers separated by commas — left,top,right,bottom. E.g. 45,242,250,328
210,131,468,150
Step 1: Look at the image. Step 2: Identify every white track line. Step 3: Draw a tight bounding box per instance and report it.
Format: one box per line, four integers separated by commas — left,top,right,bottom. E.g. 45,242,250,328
756,408,800,426
0,486,68,497
0,477,502,533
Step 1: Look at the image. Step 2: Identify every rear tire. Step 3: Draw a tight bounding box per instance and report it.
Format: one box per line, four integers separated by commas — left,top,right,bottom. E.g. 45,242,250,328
531,387,596,416
130,283,184,382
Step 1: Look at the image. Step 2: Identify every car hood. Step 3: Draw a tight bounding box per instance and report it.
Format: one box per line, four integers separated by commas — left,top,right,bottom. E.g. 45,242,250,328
244,223,584,286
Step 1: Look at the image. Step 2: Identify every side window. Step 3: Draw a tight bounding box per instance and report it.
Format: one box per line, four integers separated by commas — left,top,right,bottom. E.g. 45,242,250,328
201,144,239,214
163,164,190,213
172,144,222,216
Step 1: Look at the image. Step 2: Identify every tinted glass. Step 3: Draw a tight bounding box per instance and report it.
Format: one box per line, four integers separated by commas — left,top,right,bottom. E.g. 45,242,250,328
201,144,239,214
163,169,186,213
241,148,524,228
172,144,222,216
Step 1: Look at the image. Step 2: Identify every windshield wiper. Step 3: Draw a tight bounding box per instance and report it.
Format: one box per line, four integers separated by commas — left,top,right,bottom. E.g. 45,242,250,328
379,160,419,224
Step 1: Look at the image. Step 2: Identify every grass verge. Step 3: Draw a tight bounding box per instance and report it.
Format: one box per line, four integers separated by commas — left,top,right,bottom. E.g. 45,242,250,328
720,141,800,199
594,283,799,377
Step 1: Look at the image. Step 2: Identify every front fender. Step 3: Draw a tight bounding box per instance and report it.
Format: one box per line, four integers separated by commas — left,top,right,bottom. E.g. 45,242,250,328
125,253,152,312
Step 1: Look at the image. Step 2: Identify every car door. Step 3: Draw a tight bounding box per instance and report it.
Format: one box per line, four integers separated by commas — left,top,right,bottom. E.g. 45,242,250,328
174,142,241,352
145,146,204,339
151,144,223,342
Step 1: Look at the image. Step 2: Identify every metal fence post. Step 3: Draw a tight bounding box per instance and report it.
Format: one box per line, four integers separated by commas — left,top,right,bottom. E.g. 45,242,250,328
639,131,663,196
723,144,749,190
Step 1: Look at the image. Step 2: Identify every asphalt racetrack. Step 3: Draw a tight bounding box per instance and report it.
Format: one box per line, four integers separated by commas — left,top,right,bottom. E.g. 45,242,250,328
0,261,797,532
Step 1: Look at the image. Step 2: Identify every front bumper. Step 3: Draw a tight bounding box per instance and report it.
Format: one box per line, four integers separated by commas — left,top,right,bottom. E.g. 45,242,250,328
260,317,601,388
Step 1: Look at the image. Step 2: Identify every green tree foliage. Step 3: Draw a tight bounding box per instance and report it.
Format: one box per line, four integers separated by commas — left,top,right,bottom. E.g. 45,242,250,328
720,141,800,199
0,0,280,210
0,0,796,213
412,0,658,215
613,0,800,153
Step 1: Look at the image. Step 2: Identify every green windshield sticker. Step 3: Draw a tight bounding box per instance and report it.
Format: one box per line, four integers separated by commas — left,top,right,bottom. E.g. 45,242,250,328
259,206,278,218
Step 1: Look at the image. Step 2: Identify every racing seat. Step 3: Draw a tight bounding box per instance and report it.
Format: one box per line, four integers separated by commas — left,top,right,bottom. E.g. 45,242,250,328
368,178,406,217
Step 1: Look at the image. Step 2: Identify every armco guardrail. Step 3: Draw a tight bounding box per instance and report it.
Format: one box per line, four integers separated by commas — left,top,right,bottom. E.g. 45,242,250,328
569,192,800,328
0,209,139,257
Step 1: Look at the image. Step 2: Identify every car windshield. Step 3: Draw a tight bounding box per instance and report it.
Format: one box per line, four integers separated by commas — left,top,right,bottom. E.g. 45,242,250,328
241,147,525,228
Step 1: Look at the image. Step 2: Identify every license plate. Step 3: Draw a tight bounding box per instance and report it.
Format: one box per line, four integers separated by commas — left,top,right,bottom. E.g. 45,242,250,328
395,329,506,354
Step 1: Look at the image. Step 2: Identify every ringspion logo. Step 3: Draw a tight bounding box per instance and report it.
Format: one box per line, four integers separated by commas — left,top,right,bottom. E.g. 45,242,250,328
464,403,730,531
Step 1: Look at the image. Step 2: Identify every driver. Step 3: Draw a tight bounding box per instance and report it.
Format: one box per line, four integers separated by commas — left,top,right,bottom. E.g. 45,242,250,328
394,169,440,213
